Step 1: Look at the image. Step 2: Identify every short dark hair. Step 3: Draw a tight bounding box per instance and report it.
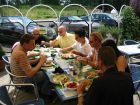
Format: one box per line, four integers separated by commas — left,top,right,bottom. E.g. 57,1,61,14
102,38,122,57
98,46,116,66
20,34,34,45
74,28,86,37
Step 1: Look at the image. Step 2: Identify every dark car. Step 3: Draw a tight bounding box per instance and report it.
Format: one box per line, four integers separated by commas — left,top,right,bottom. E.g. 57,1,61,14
0,16,38,44
81,13,119,26
59,16,83,22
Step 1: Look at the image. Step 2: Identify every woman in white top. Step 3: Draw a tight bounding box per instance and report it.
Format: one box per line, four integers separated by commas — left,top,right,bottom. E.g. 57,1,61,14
60,28,92,57
77,32,103,68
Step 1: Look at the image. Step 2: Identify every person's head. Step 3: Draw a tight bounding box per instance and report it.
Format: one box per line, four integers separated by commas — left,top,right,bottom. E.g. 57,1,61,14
74,28,86,43
32,27,40,40
58,25,67,37
102,39,121,57
89,32,103,48
20,34,35,51
98,46,116,71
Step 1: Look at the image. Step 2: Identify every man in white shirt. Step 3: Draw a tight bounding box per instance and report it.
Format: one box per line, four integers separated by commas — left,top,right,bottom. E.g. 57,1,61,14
60,28,92,57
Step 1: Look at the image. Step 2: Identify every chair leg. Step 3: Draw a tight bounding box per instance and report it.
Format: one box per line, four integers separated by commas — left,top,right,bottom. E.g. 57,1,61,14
135,92,140,100
52,96,58,103
7,80,12,92
13,89,20,105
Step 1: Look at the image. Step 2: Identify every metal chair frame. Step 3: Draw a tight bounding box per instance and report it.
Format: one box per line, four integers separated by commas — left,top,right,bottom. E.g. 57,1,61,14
5,65,39,104
124,39,139,45
0,84,43,105
129,64,140,100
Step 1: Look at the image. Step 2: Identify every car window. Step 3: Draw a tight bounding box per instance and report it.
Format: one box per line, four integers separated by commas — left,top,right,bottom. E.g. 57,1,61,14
104,15,111,20
3,18,10,23
93,14,101,20
1,18,13,27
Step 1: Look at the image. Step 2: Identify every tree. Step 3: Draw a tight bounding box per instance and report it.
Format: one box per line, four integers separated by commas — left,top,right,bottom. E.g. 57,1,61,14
42,0,59,5
121,6,140,40
130,0,140,17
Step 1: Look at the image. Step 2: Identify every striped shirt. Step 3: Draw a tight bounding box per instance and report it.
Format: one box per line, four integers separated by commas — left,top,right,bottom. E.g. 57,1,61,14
10,48,31,83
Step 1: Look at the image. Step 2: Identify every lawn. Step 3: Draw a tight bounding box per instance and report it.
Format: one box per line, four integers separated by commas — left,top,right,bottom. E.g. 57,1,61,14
0,5,94,20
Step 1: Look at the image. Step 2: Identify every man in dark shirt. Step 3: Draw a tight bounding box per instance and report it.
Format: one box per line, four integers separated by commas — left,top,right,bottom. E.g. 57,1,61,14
77,46,134,105
32,27,46,45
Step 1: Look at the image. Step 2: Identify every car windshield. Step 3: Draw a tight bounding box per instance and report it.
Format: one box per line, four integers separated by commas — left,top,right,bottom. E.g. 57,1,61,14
69,16,82,20
8,16,34,27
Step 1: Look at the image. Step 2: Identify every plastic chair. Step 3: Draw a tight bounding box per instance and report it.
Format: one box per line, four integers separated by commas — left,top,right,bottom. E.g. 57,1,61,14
130,55,140,63
129,64,140,100
0,84,44,105
5,65,38,104
124,40,139,45
2,55,10,65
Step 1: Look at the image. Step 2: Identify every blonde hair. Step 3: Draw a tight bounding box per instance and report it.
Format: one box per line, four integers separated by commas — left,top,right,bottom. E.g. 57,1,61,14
90,32,103,42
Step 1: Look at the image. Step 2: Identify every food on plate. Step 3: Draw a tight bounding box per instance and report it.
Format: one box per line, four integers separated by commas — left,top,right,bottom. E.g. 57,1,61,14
52,74,70,84
43,60,54,67
86,71,98,79
61,53,77,59
65,81,78,90
75,75,84,82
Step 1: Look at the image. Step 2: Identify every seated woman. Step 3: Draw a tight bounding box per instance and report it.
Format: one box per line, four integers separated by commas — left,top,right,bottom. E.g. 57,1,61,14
60,28,92,57
102,38,130,73
77,32,103,68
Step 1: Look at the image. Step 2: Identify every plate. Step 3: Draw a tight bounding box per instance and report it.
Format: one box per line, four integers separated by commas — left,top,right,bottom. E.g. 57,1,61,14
61,53,77,59
86,71,98,79
42,61,54,67
51,74,70,84
74,75,85,82
64,81,79,90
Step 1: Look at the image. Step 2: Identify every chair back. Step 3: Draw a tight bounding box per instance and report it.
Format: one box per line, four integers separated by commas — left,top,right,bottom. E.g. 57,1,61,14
5,65,14,82
129,64,140,99
2,55,10,65
124,40,139,45
0,85,13,105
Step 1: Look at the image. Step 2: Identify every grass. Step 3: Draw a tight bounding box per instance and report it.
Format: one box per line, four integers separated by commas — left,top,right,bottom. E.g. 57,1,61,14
0,5,94,19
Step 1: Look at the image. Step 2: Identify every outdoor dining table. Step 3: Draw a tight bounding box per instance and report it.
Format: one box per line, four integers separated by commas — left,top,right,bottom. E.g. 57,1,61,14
118,44,140,62
118,44,140,57
31,47,96,102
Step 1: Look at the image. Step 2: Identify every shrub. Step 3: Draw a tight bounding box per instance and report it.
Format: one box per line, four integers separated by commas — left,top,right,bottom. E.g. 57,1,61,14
121,6,140,41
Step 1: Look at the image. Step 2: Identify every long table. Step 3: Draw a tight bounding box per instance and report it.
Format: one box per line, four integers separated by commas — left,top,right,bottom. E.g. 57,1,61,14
35,47,94,102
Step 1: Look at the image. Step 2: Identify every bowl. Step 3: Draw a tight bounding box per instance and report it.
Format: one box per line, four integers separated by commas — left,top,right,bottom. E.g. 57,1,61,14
64,81,79,90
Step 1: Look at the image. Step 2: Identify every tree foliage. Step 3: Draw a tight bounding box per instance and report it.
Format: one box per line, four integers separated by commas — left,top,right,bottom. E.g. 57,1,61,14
121,6,140,40
130,0,140,17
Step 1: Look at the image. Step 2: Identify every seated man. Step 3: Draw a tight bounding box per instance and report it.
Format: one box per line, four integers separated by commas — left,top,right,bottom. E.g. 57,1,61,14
60,28,92,57
10,34,54,97
12,27,46,51
42,25,76,48
32,27,46,45
77,46,134,105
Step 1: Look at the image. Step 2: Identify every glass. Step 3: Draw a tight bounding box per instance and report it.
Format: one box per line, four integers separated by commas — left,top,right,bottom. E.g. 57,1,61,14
36,44,40,50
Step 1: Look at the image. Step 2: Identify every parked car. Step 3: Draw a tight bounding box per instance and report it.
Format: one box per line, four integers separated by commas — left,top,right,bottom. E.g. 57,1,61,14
59,15,100,37
59,16,83,22
80,13,119,26
0,16,57,45
0,16,39,44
